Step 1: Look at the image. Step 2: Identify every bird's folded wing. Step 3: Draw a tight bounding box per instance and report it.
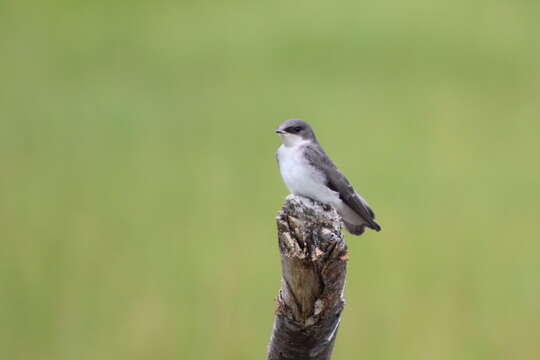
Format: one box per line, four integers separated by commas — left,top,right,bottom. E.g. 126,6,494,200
304,144,381,231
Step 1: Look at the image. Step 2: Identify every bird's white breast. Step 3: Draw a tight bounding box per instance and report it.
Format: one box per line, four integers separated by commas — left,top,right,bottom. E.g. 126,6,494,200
277,143,339,205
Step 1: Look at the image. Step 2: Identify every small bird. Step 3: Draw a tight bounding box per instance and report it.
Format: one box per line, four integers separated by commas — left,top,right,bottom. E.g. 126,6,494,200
275,119,381,236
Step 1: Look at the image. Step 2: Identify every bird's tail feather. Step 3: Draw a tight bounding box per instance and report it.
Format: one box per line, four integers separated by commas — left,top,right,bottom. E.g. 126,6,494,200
343,221,367,236
369,219,382,232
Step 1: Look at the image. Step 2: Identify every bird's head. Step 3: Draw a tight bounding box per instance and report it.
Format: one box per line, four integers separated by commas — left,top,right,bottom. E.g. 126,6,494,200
275,119,316,147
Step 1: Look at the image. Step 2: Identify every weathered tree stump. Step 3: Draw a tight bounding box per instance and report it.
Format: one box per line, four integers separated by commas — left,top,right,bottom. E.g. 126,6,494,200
267,195,349,360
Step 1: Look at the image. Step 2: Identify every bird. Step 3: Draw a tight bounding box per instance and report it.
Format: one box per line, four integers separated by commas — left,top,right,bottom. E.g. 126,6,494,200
275,119,381,236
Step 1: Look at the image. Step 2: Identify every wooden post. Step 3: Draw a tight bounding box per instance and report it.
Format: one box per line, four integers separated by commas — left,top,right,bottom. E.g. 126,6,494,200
267,195,349,360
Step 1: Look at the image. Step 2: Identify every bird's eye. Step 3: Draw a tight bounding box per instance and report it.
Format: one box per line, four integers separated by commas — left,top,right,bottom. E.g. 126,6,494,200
285,126,303,133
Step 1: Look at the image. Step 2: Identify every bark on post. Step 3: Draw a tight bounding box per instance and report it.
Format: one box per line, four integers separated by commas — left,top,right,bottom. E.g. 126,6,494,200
267,195,349,360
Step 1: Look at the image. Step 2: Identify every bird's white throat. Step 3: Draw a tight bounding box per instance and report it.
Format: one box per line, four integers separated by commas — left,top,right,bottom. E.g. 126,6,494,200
279,133,304,147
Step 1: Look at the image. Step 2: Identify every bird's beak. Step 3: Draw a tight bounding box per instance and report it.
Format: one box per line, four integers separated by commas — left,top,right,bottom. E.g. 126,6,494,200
275,130,286,134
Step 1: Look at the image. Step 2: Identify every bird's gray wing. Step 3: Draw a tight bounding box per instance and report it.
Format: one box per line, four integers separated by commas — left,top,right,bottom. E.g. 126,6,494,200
304,144,381,231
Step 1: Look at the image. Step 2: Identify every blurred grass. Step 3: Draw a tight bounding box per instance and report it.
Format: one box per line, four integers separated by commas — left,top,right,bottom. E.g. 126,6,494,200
1,0,539,359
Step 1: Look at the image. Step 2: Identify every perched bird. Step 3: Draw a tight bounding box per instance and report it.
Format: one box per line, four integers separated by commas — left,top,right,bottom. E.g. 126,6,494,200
275,119,381,236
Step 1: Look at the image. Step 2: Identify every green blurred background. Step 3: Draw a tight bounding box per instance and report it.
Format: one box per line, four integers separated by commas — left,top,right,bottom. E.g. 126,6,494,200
1,1,539,359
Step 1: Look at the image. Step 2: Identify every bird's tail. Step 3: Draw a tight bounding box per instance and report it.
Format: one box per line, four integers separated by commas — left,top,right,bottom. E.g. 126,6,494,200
368,219,382,232
343,220,367,236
